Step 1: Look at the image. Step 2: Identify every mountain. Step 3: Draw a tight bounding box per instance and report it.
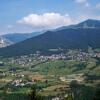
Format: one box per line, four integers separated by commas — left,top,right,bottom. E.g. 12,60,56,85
2,31,43,43
2,19,99,44
75,19,100,28
0,37,13,48
57,19,100,30
0,19,100,57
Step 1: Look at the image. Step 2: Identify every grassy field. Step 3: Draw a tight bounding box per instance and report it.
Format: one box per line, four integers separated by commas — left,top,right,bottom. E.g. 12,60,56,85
0,56,100,100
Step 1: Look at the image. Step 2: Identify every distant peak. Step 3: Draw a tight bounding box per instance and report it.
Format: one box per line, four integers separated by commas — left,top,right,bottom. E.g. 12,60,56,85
84,19,100,23
76,19,100,29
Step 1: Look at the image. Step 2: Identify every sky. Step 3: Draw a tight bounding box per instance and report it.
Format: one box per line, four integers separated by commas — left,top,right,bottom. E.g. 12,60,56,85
0,0,100,34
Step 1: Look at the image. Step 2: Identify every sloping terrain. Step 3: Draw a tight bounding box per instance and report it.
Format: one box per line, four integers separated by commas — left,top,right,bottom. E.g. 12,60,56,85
0,19,100,57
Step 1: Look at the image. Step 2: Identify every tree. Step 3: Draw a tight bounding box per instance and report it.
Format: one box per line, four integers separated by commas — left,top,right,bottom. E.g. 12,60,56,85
93,87,100,100
29,85,43,100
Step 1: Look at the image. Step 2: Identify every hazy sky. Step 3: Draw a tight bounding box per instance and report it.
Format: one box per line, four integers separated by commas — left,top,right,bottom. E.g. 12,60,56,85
0,0,100,34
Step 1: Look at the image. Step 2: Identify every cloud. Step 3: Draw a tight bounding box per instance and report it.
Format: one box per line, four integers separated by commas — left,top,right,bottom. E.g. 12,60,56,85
75,0,90,7
96,3,100,10
17,13,72,30
75,0,87,3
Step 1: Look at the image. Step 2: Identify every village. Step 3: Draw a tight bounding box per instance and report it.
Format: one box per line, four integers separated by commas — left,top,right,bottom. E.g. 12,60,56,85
0,49,100,88
5,50,100,66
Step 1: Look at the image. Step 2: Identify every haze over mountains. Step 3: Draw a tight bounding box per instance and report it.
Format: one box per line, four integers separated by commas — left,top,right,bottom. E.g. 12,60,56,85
1,31,44,44
0,19,100,57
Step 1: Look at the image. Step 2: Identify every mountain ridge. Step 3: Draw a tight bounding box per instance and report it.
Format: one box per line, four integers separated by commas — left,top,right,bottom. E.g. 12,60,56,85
0,19,100,57
57,19,100,30
1,31,44,44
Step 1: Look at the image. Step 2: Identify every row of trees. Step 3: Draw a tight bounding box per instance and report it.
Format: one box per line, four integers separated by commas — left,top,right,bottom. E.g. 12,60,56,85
28,81,100,100
64,81,100,100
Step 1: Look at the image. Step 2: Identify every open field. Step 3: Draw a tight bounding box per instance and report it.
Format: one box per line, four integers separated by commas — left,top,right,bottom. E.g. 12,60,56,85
0,50,100,99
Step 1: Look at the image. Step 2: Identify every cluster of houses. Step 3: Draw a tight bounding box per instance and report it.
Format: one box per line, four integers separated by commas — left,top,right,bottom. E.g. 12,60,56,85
9,55,34,66
38,51,100,61
38,52,91,61
92,52,100,58
52,97,60,100
0,71,6,78
11,79,34,87
11,73,25,77
6,50,100,67
38,54,66,61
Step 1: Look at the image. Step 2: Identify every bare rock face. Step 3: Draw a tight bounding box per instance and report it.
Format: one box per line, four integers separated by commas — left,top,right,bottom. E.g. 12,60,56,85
0,37,12,48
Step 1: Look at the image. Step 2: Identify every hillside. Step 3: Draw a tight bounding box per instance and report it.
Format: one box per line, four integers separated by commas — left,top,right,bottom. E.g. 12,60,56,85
2,31,43,43
0,19,100,57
